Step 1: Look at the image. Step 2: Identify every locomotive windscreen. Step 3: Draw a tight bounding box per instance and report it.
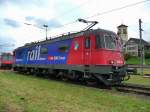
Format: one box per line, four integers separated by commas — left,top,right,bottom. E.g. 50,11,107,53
96,34,116,50
2,54,13,61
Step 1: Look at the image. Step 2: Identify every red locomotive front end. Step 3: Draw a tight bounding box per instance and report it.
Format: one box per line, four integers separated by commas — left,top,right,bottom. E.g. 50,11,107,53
67,29,127,85
0,53,13,69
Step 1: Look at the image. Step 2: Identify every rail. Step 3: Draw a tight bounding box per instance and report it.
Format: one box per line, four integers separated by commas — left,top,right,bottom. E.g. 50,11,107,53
127,64,150,68
115,83,150,96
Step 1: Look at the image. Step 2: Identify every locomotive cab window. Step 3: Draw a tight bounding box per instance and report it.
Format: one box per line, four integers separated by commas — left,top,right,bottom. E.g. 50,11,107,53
104,35,116,49
96,34,116,49
85,37,90,49
96,34,105,48
2,54,13,61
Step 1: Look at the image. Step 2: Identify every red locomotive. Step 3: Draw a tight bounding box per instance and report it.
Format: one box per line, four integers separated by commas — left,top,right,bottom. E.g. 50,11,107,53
13,19,129,85
0,52,13,69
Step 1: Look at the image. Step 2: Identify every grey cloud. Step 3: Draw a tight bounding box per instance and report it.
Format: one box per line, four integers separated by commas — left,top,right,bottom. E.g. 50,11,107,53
4,18,20,28
25,16,35,21
36,18,61,28
25,16,61,28
0,36,16,44
0,35,16,52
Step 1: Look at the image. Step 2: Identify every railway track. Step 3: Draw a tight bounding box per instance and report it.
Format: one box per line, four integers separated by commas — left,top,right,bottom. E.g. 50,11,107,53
127,64,150,68
115,83,150,96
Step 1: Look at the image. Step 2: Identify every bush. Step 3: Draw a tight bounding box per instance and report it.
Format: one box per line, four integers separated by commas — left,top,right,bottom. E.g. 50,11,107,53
124,53,131,61
145,52,150,59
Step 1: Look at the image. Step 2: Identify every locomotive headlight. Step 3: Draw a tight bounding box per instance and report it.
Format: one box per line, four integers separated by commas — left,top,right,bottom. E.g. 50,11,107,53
116,60,123,64
109,60,115,64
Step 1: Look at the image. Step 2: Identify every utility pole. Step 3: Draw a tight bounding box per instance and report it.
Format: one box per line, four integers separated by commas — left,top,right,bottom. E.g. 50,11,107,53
139,19,144,75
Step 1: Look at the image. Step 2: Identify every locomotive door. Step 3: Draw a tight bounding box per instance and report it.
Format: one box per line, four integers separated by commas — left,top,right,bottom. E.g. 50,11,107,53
83,36,91,65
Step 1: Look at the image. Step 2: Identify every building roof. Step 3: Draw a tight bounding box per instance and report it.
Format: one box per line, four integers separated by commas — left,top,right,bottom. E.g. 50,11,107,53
126,38,150,46
117,24,128,28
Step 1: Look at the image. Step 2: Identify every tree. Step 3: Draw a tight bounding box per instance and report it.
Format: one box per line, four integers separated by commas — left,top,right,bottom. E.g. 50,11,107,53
145,52,150,59
124,53,131,61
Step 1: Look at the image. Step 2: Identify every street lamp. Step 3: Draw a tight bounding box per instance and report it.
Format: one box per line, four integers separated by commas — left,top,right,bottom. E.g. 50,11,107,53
24,23,49,40
43,24,48,40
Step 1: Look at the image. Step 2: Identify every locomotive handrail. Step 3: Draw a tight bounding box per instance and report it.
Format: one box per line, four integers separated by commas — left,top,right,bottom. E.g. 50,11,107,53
24,30,84,47
24,19,99,47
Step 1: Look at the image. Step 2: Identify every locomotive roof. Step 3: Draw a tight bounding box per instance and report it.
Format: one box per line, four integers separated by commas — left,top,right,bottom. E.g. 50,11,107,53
15,28,116,50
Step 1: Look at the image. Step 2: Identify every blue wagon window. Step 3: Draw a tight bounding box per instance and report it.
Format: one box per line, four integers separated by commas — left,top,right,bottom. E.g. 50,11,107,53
40,47,48,54
58,45,69,52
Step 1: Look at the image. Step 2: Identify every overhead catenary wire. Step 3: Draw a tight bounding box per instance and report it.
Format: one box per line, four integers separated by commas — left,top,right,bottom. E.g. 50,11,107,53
84,0,150,19
23,0,90,30
51,0,91,20
53,0,150,29
23,0,150,40
23,0,150,31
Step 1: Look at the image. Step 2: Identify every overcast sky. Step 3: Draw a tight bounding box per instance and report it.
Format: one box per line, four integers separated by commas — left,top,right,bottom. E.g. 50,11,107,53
0,0,150,52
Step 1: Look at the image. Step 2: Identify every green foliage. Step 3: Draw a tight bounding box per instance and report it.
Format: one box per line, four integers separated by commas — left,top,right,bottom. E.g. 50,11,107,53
145,59,150,65
125,71,150,86
124,53,131,61
125,54,150,65
145,52,150,59
126,56,140,65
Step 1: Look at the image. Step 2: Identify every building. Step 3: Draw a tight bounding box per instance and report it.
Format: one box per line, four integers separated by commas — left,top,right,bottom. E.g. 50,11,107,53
125,38,150,56
117,24,128,46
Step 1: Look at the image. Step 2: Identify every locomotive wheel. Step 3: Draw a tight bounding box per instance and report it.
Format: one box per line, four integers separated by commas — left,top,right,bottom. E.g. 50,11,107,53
56,71,63,78
61,73,68,81
85,78,98,86
68,72,79,81
56,71,68,81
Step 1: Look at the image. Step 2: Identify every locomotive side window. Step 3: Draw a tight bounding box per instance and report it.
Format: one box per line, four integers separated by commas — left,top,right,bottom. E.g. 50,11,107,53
58,45,69,52
85,37,90,49
40,47,48,54
104,35,116,49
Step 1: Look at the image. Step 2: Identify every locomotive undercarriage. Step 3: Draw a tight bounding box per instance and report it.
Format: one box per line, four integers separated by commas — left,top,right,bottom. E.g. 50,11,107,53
0,64,12,69
13,64,129,86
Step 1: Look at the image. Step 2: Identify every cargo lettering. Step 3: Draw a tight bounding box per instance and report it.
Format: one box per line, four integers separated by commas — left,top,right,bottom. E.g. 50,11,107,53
27,46,41,61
